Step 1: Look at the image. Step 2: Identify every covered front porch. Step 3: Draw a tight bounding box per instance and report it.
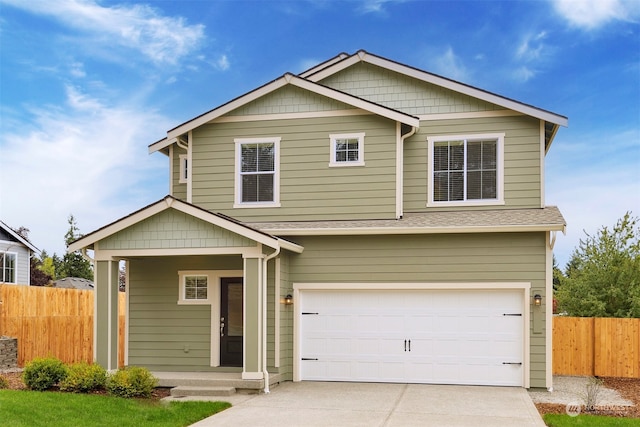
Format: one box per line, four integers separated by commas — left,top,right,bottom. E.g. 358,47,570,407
68,196,302,391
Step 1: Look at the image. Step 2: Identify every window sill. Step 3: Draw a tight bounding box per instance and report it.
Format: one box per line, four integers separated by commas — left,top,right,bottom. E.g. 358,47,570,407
426,199,505,208
233,202,281,209
328,161,365,168
178,299,212,305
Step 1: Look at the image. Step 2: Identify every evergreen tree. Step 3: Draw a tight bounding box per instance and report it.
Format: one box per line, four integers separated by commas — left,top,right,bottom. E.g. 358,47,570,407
57,215,93,281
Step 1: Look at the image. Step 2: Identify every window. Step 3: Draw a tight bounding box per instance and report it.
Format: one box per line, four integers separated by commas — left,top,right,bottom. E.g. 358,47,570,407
428,133,504,206
178,271,210,304
329,133,365,167
234,137,280,207
1,252,16,283
179,154,188,184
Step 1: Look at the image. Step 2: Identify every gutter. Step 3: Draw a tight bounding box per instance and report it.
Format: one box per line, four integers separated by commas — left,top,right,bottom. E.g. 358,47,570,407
261,246,281,393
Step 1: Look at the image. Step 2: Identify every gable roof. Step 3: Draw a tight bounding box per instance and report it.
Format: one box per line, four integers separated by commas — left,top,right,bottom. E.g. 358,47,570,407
67,196,303,254
149,73,420,154
0,220,39,253
305,50,568,128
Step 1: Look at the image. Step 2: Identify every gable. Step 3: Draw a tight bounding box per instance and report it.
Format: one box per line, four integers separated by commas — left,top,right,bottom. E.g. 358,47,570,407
320,62,503,117
223,85,357,117
98,208,256,251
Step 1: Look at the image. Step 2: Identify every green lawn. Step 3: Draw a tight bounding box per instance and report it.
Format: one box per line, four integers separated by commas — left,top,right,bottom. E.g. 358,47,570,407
0,390,230,427
544,414,640,426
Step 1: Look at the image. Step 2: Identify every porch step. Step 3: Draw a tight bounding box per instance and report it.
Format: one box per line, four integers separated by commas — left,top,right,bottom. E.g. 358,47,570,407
170,386,236,397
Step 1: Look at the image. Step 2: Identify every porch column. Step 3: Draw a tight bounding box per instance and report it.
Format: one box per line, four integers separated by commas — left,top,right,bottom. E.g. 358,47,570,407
94,259,119,371
242,256,263,379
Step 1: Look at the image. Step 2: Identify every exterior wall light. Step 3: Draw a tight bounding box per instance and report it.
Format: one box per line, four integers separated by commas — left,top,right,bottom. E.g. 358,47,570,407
284,294,293,305
533,294,542,306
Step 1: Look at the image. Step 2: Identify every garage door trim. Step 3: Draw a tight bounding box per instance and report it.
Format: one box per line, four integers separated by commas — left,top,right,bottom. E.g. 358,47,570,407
292,282,531,388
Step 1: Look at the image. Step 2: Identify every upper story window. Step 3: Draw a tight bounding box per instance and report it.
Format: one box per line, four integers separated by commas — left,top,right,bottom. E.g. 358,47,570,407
427,133,504,207
329,133,365,167
234,137,281,208
1,252,16,283
179,154,188,184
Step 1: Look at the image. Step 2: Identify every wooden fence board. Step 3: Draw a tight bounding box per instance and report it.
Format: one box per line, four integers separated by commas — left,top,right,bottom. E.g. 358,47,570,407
0,284,125,367
553,316,594,376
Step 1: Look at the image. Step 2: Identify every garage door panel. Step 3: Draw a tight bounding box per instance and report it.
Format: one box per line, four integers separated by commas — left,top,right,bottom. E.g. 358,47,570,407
299,289,524,386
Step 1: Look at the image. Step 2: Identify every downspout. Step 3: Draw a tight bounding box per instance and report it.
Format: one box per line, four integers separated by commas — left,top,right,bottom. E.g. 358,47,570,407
396,124,417,219
262,246,280,394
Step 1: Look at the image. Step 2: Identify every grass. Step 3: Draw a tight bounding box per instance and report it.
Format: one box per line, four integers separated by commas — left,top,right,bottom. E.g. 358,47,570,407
544,414,640,426
0,390,231,427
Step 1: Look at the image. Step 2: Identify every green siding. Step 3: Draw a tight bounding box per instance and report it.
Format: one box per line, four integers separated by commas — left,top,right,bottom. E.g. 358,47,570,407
404,115,542,212
284,232,548,388
320,62,503,116
99,208,255,250
128,256,242,371
191,114,398,221
171,146,187,200
227,85,356,116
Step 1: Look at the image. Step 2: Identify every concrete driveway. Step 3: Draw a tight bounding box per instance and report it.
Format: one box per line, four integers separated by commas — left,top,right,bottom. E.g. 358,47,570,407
188,382,546,427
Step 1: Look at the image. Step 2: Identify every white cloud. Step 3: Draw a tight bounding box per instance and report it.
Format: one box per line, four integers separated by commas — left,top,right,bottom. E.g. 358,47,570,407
432,47,469,82
516,31,547,61
69,61,86,78
513,66,537,82
0,0,205,65
214,55,230,71
550,0,640,29
0,87,170,257
359,0,404,13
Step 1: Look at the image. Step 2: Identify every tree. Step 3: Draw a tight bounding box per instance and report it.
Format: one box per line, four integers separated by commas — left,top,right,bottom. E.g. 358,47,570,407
30,256,51,286
57,215,93,281
556,212,640,317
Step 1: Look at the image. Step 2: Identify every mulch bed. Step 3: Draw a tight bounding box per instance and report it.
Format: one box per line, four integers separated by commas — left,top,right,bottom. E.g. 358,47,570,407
535,377,640,418
0,371,172,400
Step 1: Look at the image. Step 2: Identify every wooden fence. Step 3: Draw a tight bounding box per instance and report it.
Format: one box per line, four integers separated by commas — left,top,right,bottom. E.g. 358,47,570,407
0,284,126,367
553,316,640,378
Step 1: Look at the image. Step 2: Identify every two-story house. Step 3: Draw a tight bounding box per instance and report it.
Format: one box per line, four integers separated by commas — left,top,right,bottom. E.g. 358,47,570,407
69,51,566,391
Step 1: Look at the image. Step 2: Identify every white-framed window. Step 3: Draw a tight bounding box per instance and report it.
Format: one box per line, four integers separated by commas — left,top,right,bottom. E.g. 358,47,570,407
427,133,505,207
329,133,365,167
178,271,211,304
234,137,281,208
179,154,188,184
1,251,16,283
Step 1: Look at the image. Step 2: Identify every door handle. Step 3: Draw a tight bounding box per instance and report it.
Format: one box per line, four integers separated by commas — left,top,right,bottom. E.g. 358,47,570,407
408,339,411,352
220,317,225,337
404,339,407,351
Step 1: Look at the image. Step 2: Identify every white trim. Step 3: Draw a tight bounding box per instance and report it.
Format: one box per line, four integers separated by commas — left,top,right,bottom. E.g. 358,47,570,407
187,131,193,203
299,52,350,78
292,282,530,387
418,110,524,121
540,120,545,208
427,133,505,207
213,109,372,124
396,123,403,219
0,221,39,253
329,132,365,167
234,137,281,208
178,271,213,304
169,145,174,196
94,246,263,261
107,260,113,370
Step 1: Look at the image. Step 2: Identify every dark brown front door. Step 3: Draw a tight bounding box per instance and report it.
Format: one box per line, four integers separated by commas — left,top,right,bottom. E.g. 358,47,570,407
220,278,243,366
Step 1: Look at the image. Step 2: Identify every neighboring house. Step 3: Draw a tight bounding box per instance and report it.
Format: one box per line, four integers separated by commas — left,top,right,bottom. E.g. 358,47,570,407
69,50,567,391
0,220,39,285
52,277,94,290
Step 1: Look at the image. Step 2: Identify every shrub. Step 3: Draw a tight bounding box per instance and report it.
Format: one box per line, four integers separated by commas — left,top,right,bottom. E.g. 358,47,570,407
59,362,107,393
22,357,69,391
106,366,157,398
0,375,9,389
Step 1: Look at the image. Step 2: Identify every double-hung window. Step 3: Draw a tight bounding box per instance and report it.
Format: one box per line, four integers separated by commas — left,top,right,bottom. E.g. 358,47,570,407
428,133,504,206
234,137,280,207
329,133,365,167
1,252,16,283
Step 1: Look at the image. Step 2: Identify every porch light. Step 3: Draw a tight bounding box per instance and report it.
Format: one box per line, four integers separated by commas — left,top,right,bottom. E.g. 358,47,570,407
533,294,542,306
284,294,293,305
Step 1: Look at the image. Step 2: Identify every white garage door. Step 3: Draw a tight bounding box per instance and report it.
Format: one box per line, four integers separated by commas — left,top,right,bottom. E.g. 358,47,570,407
299,289,524,386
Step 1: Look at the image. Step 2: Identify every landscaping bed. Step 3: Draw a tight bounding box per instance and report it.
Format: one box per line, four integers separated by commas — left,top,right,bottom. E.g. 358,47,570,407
535,377,640,418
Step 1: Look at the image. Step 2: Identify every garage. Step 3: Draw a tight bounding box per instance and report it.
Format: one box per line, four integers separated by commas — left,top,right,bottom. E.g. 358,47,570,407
296,286,526,387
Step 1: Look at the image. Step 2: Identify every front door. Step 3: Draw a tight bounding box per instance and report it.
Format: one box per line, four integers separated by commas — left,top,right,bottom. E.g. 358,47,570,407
220,277,243,366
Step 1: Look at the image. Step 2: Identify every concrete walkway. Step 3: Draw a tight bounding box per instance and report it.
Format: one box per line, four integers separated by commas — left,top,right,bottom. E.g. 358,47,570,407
184,382,546,427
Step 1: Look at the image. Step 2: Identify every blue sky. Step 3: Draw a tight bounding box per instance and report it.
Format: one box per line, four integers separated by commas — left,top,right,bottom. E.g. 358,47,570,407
0,0,638,269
